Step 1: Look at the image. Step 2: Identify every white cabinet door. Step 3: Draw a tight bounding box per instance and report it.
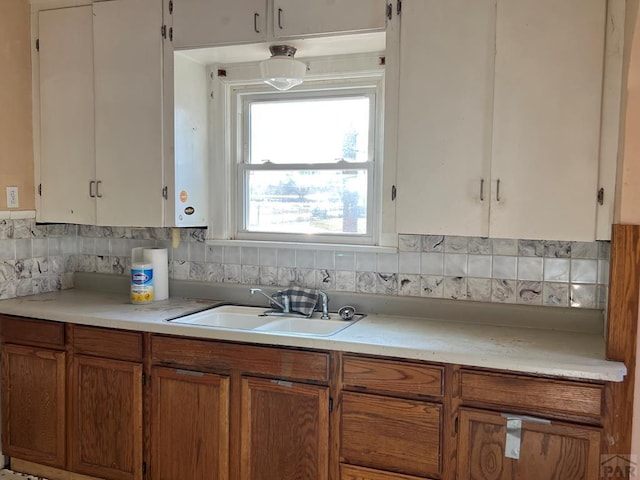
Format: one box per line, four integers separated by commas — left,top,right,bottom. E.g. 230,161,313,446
172,0,267,48
395,0,496,236
489,0,605,241
93,0,165,227
38,6,96,224
273,0,386,38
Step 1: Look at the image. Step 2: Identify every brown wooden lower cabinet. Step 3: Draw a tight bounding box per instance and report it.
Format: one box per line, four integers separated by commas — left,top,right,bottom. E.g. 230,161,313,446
240,376,330,480
457,408,602,480
69,355,143,480
150,366,230,480
341,464,434,480
0,317,613,480
340,391,441,478
1,344,66,469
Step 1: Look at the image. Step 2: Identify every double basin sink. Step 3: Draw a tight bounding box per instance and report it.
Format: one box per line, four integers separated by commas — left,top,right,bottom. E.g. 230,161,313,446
168,304,363,337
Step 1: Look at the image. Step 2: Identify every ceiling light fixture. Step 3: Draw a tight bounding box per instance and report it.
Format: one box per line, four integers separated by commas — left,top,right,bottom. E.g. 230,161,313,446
260,45,306,91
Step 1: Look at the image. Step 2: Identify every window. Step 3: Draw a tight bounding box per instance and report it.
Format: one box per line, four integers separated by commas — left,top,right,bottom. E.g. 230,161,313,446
230,79,383,245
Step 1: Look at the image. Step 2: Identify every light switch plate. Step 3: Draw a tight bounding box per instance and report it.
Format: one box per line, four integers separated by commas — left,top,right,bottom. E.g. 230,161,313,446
6,187,19,208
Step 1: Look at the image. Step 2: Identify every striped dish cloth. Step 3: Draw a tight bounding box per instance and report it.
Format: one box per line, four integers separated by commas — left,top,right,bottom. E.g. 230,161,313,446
276,288,319,317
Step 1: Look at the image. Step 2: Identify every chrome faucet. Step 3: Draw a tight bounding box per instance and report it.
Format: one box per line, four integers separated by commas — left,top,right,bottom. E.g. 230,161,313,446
317,290,330,320
250,288,290,313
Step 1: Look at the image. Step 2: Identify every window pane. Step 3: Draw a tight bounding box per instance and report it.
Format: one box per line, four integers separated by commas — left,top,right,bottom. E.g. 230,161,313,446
245,169,368,234
249,97,371,164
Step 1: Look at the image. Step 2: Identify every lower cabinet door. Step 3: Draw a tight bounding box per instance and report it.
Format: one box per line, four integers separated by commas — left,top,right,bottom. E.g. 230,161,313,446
240,376,330,480
457,408,602,480
69,355,143,480
340,392,442,478
151,366,230,480
341,464,434,480
1,344,66,468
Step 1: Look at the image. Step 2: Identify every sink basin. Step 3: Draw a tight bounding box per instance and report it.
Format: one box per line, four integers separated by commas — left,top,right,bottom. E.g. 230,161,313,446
168,304,362,336
169,305,273,329
254,317,357,336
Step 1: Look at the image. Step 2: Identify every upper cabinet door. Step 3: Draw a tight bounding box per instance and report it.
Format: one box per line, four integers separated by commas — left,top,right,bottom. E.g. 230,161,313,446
489,0,606,241
273,0,386,38
38,6,96,224
395,0,496,236
172,0,268,48
93,0,165,227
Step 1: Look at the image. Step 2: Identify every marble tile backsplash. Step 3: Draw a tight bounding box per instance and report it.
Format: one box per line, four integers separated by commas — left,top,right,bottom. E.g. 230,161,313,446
0,219,76,299
0,220,610,309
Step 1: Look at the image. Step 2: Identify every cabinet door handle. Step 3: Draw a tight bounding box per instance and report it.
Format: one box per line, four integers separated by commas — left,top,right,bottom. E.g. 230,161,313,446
89,180,96,198
96,180,103,198
254,12,260,33
480,179,485,202
277,8,283,29
501,413,550,460
496,179,501,202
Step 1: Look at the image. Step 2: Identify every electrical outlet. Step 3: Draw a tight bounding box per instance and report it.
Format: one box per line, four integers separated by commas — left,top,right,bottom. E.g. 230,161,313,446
6,187,19,208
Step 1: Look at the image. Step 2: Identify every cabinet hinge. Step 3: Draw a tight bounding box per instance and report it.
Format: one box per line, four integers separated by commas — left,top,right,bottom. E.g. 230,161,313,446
161,25,167,38
386,3,392,20
38,184,42,196
162,186,168,200
597,187,604,206
397,0,402,15
329,397,333,413
168,0,173,14
391,185,397,201
36,38,40,52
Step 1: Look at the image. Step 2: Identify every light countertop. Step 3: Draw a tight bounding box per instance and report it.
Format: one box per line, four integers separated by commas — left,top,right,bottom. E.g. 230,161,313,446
0,289,626,382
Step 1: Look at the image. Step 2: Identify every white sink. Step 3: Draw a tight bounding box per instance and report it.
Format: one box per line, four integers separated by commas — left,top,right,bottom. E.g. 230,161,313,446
169,305,273,329
169,304,361,336
254,317,357,336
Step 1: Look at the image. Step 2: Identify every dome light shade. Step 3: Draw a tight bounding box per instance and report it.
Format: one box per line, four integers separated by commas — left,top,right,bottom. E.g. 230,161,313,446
260,45,306,91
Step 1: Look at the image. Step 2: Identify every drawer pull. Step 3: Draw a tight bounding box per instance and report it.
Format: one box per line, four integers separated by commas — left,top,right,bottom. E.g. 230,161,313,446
271,379,293,388
175,369,204,377
502,413,550,460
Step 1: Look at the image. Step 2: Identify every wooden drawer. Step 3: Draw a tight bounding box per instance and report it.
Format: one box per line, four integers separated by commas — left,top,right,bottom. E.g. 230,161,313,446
460,370,604,421
343,355,443,399
340,391,441,478
72,325,143,362
0,315,65,349
341,464,433,480
151,335,329,383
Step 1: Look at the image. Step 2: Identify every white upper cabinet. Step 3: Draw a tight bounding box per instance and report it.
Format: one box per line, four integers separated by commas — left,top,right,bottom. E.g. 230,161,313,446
93,0,165,227
489,0,606,241
36,0,207,227
395,0,609,241
170,0,386,49
395,0,496,237
273,0,387,38
38,6,96,225
172,0,267,48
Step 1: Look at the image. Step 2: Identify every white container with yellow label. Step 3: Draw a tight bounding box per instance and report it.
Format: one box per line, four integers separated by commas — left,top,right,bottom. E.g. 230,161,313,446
130,263,154,304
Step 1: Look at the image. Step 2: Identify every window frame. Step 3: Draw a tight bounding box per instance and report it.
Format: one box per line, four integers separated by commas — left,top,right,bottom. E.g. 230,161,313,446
235,86,378,244
224,74,385,246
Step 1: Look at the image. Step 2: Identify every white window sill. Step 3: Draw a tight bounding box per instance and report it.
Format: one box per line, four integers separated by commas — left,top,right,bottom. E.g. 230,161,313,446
205,238,398,253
